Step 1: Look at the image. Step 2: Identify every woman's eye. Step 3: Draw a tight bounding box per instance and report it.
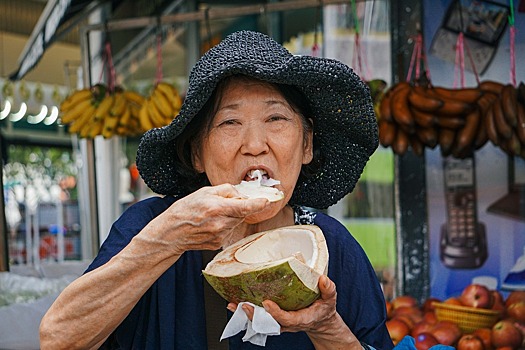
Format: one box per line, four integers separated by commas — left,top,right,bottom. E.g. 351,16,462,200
268,115,289,122
218,119,238,126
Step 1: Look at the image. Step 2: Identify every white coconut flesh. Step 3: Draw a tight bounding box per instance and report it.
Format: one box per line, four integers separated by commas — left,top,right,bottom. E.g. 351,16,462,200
203,225,329,311
233,169,284,202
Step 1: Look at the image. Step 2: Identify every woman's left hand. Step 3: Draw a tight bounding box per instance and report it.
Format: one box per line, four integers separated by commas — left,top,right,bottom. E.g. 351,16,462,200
227,275,362,349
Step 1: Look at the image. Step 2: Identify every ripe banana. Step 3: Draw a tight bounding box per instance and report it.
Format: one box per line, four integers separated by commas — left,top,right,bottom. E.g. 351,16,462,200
123,90,145,107
392,128,409,156
438,128,456,157
152,86,174,118
94,94,115,122
492,98,513,140
416,127,438,149
455,107,481,156
412,109,436,128
484,103,499,146
138,101,154,132
501,84,518,127
432,87,484,104
378,119,397,147
60,88,93,113
379,88,394,122
68,103,96,134
407,86,443,112
109,92,127,118
390,83,415,132
515,102,525,144
60,98,94,125
479,80,504,95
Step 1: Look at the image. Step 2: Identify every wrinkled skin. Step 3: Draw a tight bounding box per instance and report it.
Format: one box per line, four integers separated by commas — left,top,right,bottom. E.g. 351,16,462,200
39,77,361,350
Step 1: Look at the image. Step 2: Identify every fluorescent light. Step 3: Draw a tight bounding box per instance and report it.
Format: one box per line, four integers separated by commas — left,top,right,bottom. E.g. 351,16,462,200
27,105,49,124
10,103,27,122
44,106,59,125
0,100,11,120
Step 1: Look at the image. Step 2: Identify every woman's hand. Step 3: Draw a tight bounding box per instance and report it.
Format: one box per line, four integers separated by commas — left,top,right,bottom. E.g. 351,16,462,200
146,184,270,254
228,275,362,350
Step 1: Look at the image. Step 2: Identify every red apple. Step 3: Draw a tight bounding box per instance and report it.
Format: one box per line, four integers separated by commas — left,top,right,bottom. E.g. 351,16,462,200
512,321,525,348
491,291,505,313
411,320,435,338
491,319,523,348
395,314,417,329
386,318,410,345
444,297,463,306
392,295,419,310
506,301,525,323
431,320,462,346
392,306,423,325
415,332,439,350
505,291,525,308
423,311,438,325
422,297,441,313
472,328,493,350
460,284,493,309
457,334,485,350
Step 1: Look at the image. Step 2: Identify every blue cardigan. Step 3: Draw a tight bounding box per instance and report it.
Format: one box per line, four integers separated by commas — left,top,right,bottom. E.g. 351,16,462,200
86,196,394,349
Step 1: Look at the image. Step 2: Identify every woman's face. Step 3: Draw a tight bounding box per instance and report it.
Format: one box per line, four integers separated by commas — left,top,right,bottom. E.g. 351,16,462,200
192,78,313,223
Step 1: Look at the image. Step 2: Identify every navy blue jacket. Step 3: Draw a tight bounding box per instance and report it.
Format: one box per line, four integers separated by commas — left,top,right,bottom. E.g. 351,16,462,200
86,196,394,349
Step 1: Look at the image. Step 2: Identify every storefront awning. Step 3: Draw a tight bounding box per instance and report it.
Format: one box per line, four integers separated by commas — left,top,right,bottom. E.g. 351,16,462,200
9,0,100,82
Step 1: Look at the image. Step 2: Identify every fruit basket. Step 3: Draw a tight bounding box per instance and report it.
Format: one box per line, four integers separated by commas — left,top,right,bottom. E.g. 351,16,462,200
432,302,501,333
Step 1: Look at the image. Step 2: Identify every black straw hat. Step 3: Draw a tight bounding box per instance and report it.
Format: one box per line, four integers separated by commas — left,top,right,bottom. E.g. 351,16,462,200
136,30,378,209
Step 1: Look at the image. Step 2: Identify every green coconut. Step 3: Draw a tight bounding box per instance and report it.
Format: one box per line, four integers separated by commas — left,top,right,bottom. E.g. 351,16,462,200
203,225,329,311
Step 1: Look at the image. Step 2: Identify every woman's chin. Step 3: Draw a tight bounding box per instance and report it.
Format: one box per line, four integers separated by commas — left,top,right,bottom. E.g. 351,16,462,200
244,203,288,225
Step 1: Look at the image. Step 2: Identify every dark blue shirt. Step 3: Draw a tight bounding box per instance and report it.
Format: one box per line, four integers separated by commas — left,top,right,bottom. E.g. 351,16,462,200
86,196,394,349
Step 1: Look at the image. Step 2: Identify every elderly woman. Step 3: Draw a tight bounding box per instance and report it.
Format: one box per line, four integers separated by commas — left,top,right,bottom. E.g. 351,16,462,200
40,30,393,350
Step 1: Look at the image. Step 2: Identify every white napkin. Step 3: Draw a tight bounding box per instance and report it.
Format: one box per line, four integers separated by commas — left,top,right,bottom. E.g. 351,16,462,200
220,302,281,346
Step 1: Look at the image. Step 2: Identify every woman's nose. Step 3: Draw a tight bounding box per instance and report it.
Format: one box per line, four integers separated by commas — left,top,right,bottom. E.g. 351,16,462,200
240,126,269,156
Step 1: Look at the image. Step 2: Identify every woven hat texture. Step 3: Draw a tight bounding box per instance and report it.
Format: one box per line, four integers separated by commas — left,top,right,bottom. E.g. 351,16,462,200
136,30,378,209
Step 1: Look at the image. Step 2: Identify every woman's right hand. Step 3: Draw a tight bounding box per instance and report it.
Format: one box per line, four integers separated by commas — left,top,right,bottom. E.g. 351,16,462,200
146,184,270,254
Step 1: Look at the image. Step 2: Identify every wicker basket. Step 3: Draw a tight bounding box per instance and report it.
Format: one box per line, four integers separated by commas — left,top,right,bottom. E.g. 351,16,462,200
433,302,501,333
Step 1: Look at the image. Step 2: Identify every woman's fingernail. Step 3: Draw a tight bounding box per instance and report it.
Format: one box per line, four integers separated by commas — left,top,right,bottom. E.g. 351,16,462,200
324,278,330,288
262,301,270,312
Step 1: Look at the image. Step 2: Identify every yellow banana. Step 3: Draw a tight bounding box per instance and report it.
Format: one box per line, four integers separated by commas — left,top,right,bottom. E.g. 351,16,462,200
60,98,94,125
87,119,105,139
138,101,155,131
123,90,145,107
146,98,167,127
68,103,96,134
118,104,132,128
157,82,183,113
60,89,92,113
102,109,121,139
109,92,127,118
152,87,174,118
94,94,115,122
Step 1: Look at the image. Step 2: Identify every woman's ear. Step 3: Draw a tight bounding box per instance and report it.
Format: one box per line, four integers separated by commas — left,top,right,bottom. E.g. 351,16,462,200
302,125,314,165
191,146,205,173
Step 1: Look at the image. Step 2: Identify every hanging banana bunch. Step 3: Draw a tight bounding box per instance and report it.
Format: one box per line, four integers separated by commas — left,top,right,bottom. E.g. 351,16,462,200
377,81,525,159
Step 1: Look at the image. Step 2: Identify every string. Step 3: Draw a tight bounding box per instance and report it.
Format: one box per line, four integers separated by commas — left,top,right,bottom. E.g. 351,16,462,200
312,1,322,57
509,0,516,86
463,39,480,85
105,41,116,92
453,32,465,88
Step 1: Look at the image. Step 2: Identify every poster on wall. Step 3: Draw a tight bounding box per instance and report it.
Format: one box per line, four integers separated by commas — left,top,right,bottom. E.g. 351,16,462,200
424,0,525,300
429,0,510,74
